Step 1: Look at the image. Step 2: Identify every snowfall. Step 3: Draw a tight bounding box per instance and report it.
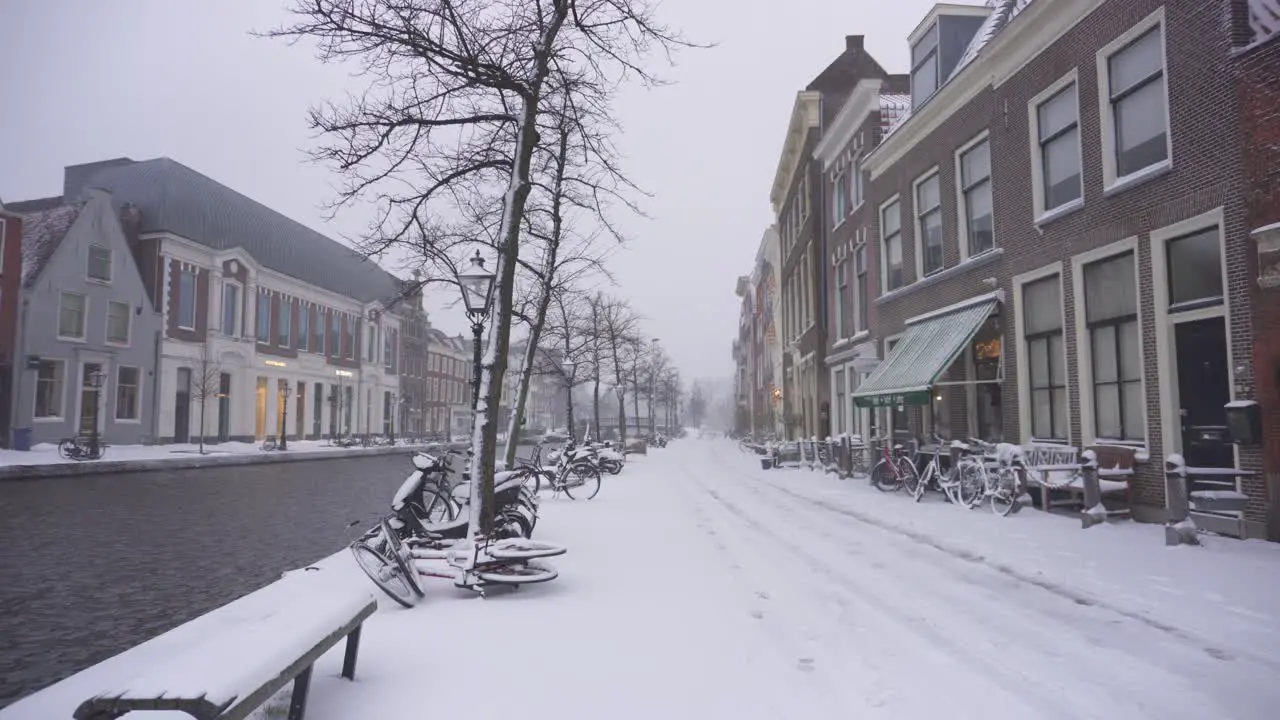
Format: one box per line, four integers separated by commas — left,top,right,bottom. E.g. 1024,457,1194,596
6,438,1280,719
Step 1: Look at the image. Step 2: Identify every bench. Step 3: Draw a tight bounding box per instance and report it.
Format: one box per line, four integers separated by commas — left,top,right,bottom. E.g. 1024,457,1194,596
73,568,376,720
1021,442,1141,515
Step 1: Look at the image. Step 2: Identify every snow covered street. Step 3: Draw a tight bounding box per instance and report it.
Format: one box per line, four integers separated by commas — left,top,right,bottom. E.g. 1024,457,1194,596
298,439,1279,718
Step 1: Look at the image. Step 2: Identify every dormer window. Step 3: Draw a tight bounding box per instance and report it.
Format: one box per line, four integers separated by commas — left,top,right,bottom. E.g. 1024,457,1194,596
911,23,939,107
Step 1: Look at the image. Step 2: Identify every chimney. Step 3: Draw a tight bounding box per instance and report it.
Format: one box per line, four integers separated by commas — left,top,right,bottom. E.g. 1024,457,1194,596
845,35,864,53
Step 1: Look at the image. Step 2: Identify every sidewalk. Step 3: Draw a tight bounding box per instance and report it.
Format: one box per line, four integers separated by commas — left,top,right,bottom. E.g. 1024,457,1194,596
0,439,448,480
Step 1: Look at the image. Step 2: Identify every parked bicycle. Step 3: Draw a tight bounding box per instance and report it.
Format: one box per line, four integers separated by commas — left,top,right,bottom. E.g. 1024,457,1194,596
526,441,602,498
57,436,107,461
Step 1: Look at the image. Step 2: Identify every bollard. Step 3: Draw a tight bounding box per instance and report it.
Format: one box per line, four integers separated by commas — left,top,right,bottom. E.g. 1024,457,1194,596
1079,449,1106,529
1163,454,1199,546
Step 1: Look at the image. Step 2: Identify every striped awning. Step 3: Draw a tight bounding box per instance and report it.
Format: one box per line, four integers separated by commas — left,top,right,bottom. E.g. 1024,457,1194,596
852,298,998,408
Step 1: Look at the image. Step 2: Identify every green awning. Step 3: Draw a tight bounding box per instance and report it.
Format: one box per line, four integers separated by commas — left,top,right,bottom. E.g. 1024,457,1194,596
852,298,998,409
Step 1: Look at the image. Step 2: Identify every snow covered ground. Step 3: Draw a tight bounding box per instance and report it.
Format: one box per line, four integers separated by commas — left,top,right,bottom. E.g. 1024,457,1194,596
295,438,1280,719
9,438,1278,719
0,438,426,467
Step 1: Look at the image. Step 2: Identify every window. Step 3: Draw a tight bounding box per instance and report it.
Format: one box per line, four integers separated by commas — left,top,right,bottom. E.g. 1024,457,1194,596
1032,78,1082,216
298,304,310,351
834,370,846,435
385,330,395,371
831,172,848,227
911,24,939,107
277,298,291,346
329,313,340,356
850,162,863,209
881,200,903,291
1022,276,1067,441
343,316,354,360
958,137,993,257
1101,19,1168,182
106,301,130,344
177,268,197,330
835,260,850,339
1167,227,1223,309
115,366,140,421
915,172,943,276
256,293,271,342
87,245,112,282
1084,252,1143,441
855,244,868,332
222,283,240,336
58,292,86,340
35,360,65,418
367,324,378,362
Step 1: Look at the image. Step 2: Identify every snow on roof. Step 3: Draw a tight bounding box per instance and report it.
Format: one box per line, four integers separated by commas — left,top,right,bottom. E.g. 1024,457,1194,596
879,93,911,137
19,201,84,288
1250,0,1280,44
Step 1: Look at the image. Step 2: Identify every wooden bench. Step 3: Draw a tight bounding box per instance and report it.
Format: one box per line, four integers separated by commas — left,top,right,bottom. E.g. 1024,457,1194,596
73,568,376,720
1021,442,1140,515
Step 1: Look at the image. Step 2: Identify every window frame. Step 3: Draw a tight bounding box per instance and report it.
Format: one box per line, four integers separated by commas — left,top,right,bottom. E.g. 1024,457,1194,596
176,267,198,331
1027,69,1084,224
86,244,113,283
221,282,240,337
954,131,994,261
910,23,940,107
879,195,903,293
58,291,88,341
256,291,272,343
105,300,131,346
831,171,848,228
1024,277,1068,442
854,243,868,333
34,358,66,420
912,168,944,278
114,365,142,422
834,258,849,340
298,302,310,351
277,297,292,347
1096,7,1172,193
1071,239,1147,447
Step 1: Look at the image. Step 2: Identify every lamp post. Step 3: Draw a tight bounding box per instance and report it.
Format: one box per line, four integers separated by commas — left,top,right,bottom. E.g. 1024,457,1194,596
87,369,106,457
458,250,496,421
279,381,292,451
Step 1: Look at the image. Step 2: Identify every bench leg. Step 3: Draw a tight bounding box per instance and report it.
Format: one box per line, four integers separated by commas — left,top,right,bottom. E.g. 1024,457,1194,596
288,665,313,720
342,624,363,680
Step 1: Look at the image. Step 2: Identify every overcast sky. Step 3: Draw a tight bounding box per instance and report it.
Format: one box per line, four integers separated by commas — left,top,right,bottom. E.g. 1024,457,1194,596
1,0,939,383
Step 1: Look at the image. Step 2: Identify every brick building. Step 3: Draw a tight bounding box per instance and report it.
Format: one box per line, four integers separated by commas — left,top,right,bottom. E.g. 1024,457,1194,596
770,36,899,439
0,202,22,445
1236,0,1280,540
849,0,1273,537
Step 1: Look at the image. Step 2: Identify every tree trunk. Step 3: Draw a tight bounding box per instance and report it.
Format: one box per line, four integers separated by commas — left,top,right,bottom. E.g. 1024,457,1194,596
502,344,536,467
591,374,601,441
631,364,640,439
199,395,207,455
467,6,567,539
616,389,626,443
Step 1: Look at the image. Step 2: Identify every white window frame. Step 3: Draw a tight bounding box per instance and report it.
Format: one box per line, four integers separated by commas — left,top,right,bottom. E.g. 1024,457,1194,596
1096,7,1173,195
1027,69,1084,225
114,365,143,422
1012,261,1070,444
256,291,272,343
833,259,848,341
912,167,943,279
910,22,940,108
58,292,88,342
1070,236,1147,448
298,302,310,352
831,171,848,229
87,244,113,283
176,267,198,331
277,297,292,347
33,358,67,421
105,300,132,347
850,160,864,211
879,195,903,294
954,130,994,262
221,282,241,337
1148,207,1235,462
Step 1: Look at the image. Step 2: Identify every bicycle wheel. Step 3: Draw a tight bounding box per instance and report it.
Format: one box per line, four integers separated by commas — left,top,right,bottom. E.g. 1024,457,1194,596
380,520,424,598
350,542,418,608
419,487,456,524
488,539,567,560
869,459,902,492
898,457,923,498
957,463,985,508
564,464,602,500
990,468,1018,517
58,439,77,460
476,560,558,585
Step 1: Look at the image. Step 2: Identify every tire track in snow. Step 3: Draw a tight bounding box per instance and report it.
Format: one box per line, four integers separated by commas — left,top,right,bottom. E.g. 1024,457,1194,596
688,447,1265,719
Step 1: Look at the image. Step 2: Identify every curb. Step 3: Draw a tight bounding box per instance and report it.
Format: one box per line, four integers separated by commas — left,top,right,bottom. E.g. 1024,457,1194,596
0,443,463,481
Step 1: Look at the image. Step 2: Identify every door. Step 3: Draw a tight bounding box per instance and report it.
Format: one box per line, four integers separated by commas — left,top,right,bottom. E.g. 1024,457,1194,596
79,362,105,436
217,373,231,442
174,367,192,443
1174,316,1233,468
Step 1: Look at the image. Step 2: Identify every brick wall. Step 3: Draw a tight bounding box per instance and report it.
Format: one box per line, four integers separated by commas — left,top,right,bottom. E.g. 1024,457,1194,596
1237,33,1280,539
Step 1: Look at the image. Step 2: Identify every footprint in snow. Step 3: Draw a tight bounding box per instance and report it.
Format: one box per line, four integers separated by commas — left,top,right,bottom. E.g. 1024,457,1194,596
755,590,771,600
750,609,764,619
797,658,815,672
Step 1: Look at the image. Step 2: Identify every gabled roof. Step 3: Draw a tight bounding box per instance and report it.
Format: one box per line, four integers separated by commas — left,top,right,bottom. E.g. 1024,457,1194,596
61,157,404,305
19,202,85,288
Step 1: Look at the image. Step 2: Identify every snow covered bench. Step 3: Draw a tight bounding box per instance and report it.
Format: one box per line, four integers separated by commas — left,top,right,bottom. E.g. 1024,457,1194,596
73,568,376,720
1022,443,1139,515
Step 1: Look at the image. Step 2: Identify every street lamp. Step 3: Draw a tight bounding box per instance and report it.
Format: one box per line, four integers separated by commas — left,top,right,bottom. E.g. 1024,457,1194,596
458,250,496,413
279,381,293,451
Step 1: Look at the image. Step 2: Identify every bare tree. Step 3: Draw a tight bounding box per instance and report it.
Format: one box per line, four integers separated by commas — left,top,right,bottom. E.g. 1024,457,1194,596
268,0,694,538
190,336,223,455
597,296,640,442
541,287,594,442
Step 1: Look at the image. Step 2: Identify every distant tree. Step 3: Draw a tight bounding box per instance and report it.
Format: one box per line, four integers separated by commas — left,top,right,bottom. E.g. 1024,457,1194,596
688,382,708,429
190,335,223,455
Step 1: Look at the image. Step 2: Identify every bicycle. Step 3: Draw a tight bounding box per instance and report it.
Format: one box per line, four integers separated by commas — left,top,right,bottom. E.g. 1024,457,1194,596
868,434,917,493
57,436,108,461
519,442,602,499
969,440,1028,517
351,517,564,607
